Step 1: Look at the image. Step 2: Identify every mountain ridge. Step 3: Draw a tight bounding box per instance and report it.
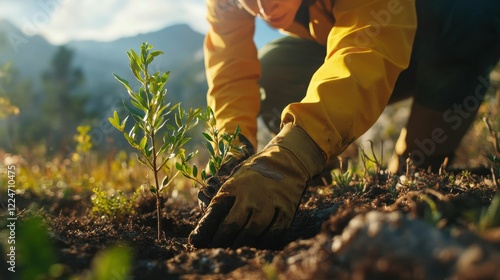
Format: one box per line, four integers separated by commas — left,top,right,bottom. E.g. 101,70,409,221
0,20,207,112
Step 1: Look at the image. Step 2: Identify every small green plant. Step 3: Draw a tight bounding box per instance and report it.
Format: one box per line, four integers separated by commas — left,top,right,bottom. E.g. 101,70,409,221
331,169,354,196
420,194,443,226
353,181,366,194
461,170,471,180
91,187,140,221
387,175,399,199
177,107,244,187
463,191,500,231
72,125,93,176
447,173,456,185
332,170,353,189
73,125,92,155
359,140,383,179
478,191,500,231
109,42,201,240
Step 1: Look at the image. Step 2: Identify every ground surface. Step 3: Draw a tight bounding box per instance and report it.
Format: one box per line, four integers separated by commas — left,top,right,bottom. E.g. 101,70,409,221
2,168,500,280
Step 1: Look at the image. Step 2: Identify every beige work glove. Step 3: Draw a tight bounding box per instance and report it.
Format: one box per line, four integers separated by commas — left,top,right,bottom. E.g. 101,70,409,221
189,123,326,248
197,134,255,211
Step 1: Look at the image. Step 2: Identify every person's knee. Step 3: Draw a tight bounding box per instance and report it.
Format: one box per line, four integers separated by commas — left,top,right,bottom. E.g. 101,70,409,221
258,37,325,133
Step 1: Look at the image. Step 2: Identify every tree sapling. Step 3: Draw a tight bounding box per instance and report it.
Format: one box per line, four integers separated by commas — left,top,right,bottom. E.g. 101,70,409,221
109,42,201,241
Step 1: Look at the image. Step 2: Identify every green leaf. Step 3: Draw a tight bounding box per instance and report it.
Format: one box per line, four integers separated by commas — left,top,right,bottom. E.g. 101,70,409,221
145,146,152,158
161,175,169,188
149,186,157,194
137,155,148,166
128,49,144,76
146,50,164,64
127,51,142,81
124,132,138,149
205,142,215,157
140,43,152,64
219,141,226,156
129,124,138,140
131,113,142,126
205,106,214,118
139,136,148,153
175,111,182,128
108,117,120,130
157,104,170,118
109,111,122,131
131,66,141,82
175,162,183,171
214,156,222,167
234,125,241,137
158,141,171,155
150,50,164,58
209,162,217,177
139,87,149,106
120,115,129,130
178,137,191,148
161,71,170,84
166,123,176,131
202,132,213,142
193,165,198,178
154,120,167,131
123,100,145,119
131,99,147,112
169,103,180,114
185,151,197,162
113,74,132,92
128,49,140,64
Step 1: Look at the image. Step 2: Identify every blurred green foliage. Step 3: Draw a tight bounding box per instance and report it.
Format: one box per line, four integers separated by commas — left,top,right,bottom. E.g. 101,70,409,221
91,187,140,221
16,216,59,280
83,246,132,280
0,46,94,155
0,63,19,119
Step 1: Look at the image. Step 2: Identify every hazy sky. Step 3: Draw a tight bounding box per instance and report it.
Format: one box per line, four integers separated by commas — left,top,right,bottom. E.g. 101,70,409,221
0,0,282,45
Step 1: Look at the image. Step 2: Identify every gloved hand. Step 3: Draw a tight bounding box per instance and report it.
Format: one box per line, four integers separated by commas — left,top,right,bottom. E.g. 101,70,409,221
197,134,255,211
189,123,326,248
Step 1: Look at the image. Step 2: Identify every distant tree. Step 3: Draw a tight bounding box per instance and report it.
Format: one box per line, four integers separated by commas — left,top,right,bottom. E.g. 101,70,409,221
41,45,89,155
0,62,31,151
0,63,20,118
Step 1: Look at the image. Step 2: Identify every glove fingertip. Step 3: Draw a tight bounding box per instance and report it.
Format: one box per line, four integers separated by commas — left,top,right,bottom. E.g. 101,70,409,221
188,229,207,248
189,196,236,248
257,209,291,249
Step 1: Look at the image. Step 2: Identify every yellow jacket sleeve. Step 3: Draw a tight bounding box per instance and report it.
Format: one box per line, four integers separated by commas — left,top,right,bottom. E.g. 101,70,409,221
282,0,417,161
205,0,261,149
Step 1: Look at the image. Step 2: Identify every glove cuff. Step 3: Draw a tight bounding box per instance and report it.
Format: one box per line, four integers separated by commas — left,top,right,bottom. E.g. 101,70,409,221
265,123,326,177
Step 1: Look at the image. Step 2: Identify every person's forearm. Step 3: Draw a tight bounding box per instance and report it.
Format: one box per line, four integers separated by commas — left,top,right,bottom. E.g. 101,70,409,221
283,0,417,160
205,1,261,148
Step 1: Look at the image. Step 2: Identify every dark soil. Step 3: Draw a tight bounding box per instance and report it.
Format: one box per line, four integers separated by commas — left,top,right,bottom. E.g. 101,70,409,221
3,168,500,279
